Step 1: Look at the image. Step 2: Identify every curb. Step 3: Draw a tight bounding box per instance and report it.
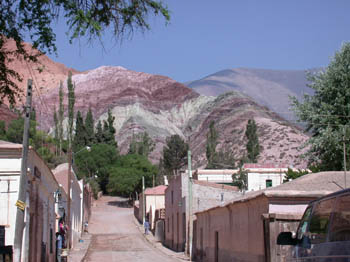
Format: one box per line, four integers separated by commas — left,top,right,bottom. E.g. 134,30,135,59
133,217,189,261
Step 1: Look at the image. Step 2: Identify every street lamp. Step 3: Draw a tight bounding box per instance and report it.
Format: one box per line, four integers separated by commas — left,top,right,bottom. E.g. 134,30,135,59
67,146,91,249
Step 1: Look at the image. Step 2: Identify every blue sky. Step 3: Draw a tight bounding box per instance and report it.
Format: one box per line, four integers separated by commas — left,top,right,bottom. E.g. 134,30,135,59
48,0,350,83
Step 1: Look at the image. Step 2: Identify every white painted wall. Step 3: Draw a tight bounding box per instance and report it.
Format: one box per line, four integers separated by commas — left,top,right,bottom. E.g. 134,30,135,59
247,172,286,191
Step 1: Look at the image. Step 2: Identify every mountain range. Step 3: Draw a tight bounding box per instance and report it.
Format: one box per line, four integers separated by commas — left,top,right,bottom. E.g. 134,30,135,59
186,68,316,122
1,44,311,168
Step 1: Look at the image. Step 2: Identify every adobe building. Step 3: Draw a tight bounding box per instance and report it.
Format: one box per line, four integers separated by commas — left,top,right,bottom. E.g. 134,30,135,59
193,169,238,184
164,171,241,253
243,163,290,191
52,163,84,248
194,171,349,262
0,140,63,262
138,185,167,229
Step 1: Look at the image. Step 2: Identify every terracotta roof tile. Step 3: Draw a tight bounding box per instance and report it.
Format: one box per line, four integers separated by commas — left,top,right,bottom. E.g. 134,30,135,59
144,185,167,195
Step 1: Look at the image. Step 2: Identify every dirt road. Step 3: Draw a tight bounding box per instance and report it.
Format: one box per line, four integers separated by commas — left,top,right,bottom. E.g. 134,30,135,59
83,196,179,262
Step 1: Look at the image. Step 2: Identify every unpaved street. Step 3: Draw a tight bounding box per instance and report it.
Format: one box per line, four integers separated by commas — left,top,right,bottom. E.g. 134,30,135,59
83,196,179,262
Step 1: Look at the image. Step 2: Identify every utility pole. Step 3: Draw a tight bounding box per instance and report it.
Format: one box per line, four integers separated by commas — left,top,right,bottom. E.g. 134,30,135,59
187,150,193,261
142,176,145,225
67,150,72,249
13,80,33,262
343,126,347,188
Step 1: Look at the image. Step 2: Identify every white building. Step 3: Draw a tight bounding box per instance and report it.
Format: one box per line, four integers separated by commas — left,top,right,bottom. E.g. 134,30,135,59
52,163,83,248
243,163,289,191
193,169,238,184
0,140,61,262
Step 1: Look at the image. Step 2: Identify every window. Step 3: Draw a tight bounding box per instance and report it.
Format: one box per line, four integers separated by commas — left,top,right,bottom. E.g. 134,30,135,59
297,206,312,240
309,199,335,244
266,179,272,188
171,190,174,205
329,194,350,242
167,218,169,233
50,228,53,253
0,226,5,246
214,231,219,262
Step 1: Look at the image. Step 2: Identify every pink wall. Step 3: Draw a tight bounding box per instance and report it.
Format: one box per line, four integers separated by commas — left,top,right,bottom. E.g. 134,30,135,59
195,195,269,262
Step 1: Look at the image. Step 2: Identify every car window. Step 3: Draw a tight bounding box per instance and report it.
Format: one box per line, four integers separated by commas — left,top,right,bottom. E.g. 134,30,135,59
309,198,335,244
329,194,350,242
297,206,312,240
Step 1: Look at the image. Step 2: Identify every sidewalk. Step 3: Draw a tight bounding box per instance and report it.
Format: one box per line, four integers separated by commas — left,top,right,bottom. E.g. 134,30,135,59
67,233,92,262
134,218,190,261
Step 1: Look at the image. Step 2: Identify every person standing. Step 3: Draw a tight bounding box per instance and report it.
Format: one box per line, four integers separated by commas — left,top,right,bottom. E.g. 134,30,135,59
56,233,63,262
144,219,150,235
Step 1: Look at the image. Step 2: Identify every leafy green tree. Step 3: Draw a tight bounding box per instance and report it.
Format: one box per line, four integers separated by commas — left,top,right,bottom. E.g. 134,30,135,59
206,121,219,168
284,168,309,182
163,134,189,176
0,120,6,140
128,131,155,157
291,42,350,171
73,111,86,151
156,157,166,185
53,106,59,154
85,108,94,145
245,119,260,163
0,1,170,105
74,143,118,192
6,117,36,144
107,154,157,198
67,72,75,149
58,81,65,154
94,120,103,143
232,168,248,191
101,109,117,146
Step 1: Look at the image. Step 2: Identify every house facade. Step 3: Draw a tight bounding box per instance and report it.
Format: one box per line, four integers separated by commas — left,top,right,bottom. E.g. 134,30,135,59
193,169,238,184
194,171,349,262
0,140,62,262
52,163,83,248
138,185,167,230
164,172,241,253
243,163,289,191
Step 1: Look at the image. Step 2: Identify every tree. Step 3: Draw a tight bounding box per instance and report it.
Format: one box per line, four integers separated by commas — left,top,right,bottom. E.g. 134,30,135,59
245,119,260,163
74,143,118,192
6,117,36,144
128,131,155,157
85,108,94,145
162,134,189,176
232,168,248,191
94,120,103,143
284,168,309,182
206,121,218,168
67,72,75,149
53,106,59,154
0,120,6,140
102,109,117,146
107,154,157,198
291,43,350,171
0,1,170,105
58,81,65,154
73,111,86,151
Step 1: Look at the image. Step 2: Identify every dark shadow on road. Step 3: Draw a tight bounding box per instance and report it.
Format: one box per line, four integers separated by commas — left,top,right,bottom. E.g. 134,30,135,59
107,199,133,208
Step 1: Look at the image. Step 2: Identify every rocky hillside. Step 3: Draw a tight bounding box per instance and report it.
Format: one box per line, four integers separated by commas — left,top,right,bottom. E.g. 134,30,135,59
35,66,309,168
186,68,316,122
3,39,79,105
186,92,308,168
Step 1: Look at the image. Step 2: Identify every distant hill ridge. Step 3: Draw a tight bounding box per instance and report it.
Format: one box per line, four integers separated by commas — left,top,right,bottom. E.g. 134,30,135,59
186,67,317,122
